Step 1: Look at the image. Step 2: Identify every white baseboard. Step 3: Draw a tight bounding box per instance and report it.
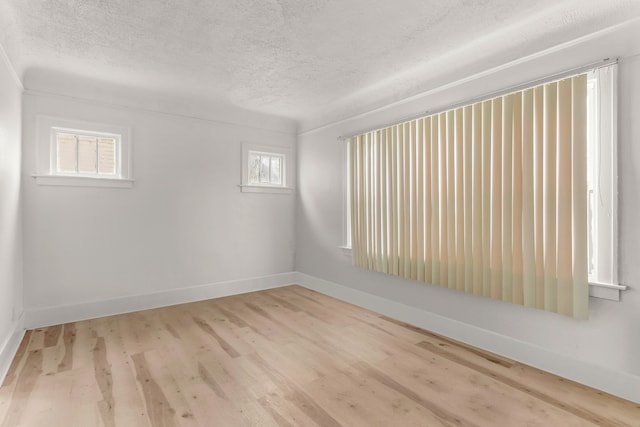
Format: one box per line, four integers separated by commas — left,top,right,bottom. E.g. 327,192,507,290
0,314,25,385
25,272,297,329
20,271,640,403
295,272,640,404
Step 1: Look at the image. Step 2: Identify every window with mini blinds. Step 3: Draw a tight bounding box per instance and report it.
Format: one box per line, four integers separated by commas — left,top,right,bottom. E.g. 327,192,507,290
34,116,133,188
344,63,619,318
53,130,119,176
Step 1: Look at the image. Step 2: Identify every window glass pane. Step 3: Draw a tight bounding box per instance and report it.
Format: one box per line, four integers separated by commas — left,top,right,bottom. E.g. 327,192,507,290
249,152,261,184
245,147,288,189
78,136,97,173
98,137,116,175
586,66,617,286
270,156,281,185
56,133,77,173
260,155,271,183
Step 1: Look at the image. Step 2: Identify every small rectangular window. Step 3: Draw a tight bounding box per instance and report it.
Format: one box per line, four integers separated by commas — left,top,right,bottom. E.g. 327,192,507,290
241,143,292,194
35,116,133,188
248,152,284,186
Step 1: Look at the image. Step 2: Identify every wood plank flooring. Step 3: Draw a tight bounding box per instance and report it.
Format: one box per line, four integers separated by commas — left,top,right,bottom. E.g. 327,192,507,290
1,285,638,426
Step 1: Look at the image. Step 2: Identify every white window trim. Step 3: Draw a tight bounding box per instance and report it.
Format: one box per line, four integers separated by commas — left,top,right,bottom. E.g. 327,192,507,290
586,65,621,300
33,115,133,188
32,175,135,188
589,282,627,301
240,142,293,194
340,136,352,257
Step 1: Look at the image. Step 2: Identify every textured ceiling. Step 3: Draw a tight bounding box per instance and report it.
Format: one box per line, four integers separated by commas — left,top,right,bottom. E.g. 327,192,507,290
1,0,640,126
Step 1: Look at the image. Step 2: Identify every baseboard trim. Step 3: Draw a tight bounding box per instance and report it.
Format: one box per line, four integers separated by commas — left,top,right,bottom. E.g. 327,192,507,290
25,272,297,329
0,314,25,386
295,272,640,404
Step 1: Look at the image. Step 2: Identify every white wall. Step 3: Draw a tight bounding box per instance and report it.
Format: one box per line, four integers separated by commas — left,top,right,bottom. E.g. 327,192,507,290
0,49,23,377
22,83,297,320
296,21,640,402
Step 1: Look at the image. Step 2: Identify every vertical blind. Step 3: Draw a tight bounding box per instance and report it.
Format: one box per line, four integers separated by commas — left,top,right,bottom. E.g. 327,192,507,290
350,74,588,318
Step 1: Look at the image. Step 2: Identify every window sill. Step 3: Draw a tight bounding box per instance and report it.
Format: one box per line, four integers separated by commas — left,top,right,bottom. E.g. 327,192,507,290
239,184,293,194
339,246,352,257
33,174,134,189
589,282,627,301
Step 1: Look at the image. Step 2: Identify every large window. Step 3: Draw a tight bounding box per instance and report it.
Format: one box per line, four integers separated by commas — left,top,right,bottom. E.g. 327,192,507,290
344,64,620,317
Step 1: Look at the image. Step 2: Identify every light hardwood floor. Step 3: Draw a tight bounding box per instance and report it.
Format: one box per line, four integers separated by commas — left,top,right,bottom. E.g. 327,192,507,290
1,285,638,426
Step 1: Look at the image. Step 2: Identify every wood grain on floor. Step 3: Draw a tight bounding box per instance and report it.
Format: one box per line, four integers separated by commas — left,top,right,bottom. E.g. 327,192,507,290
1,285,638,426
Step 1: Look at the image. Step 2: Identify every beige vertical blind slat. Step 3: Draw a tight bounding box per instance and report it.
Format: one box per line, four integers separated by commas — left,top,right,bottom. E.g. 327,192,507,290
356,135,364,268
380,129,389,274
533,86,545,309
403,123,412,278
521,89,535,308
397,126,406,276
463,106,473,294
361,134,368,269
424,118,433,282
481,101,492,297
502,94,514,303
350,136,359,266
430,118,440,284
375,130,383,273
490,98,503,300
410,121,419,280
353,135,360,266
439,113,449,287
349,71,590,319
416,119,426,282
471,103,483,296
572,75,589,320
364,133,372,270
512,92,524,306
390,127,399,275
543,83,558,312
455,108,465,292
556,78,573,316
349,137,356,265
447,111,456,290
370,131,377,271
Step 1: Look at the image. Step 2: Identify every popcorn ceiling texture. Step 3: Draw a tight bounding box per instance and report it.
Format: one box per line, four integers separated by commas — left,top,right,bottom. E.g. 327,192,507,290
1,0,639,125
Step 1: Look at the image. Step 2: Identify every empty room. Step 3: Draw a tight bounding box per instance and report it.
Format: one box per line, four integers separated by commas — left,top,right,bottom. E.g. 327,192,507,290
1,0,640,425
